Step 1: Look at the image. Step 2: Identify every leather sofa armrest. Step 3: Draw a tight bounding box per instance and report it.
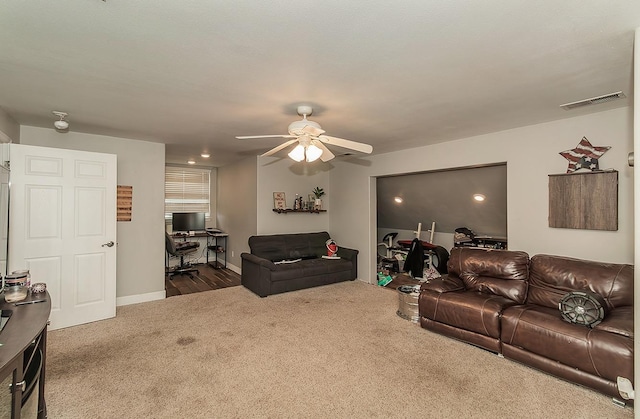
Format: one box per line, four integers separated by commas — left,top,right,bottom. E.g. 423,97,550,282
421,275,465,293
337,247,358,279
241,253,277,270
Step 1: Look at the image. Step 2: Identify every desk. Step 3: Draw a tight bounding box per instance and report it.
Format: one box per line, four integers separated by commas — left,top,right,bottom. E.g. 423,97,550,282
0,292,51,418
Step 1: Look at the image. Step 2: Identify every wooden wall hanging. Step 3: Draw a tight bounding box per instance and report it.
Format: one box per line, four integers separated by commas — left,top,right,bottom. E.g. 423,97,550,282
548,170,618,231
117,185,133,222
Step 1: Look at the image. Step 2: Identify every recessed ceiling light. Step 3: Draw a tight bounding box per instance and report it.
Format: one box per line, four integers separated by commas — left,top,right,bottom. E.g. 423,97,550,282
201,153,210,158
394,197,403,203
473,194,486,202
187,160,196,165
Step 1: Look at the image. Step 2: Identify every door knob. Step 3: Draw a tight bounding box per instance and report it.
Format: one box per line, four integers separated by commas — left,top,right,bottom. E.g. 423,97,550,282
101,241,115,248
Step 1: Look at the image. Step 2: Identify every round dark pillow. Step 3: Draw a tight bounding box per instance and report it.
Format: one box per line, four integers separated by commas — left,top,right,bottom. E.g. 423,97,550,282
559,291,608,328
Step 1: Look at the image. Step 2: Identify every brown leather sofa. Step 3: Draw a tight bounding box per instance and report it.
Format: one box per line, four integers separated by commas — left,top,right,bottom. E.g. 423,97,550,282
241,232,358,297
419,247,633,401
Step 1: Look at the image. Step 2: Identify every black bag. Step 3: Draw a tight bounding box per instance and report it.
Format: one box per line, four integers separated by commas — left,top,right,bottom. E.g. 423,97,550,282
403,238,425,278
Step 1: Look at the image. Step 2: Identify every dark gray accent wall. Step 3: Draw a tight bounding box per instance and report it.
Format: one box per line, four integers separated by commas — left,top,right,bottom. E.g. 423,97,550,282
377,164,507,237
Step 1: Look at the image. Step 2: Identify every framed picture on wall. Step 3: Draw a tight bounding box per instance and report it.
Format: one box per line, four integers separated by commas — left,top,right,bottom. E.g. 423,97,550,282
273,192,286,209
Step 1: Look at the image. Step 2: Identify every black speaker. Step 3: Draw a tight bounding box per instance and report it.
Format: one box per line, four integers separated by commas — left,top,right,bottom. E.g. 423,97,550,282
559,291,607,328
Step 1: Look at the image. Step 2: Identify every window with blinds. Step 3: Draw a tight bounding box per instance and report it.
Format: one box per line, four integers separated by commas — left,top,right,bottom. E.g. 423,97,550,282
165,166,211,220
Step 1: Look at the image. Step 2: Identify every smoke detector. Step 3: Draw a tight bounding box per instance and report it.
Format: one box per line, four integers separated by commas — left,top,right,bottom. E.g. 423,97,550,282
52,111,69,130
560,91,626,110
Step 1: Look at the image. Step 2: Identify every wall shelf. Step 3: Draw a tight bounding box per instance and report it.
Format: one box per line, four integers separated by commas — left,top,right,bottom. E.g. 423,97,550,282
272,209,327,214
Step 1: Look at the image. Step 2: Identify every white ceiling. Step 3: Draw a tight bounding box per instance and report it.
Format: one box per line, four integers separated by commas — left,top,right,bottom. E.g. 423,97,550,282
1,1,638,167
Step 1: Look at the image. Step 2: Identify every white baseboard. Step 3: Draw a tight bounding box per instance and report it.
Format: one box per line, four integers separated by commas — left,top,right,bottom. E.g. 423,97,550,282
116,290,166,306
227,262,241,274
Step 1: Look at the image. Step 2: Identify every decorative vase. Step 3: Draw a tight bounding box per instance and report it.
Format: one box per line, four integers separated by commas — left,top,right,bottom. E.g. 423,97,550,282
314,198,322,210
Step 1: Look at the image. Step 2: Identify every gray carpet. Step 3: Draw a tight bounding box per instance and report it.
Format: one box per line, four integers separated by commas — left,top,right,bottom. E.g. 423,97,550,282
46,281,632,418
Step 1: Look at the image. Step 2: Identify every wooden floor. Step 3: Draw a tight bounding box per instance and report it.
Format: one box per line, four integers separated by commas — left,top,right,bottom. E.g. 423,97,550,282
165,262,241,297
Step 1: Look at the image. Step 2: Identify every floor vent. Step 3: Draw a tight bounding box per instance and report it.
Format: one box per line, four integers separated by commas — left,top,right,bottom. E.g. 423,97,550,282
560,91,626,110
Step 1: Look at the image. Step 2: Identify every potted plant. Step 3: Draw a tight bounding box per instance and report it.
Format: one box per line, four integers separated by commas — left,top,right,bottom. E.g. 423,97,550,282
312,187,325,210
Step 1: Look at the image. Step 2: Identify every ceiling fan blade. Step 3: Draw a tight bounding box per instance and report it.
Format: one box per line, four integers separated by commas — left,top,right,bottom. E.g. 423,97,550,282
260,139,299,157
302,125,325,137
312,140,335,162
236,134,296,140
318,135,373,154
236,135,296,140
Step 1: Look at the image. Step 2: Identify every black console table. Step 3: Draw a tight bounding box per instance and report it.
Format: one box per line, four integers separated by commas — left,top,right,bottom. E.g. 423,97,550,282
0,292,51,418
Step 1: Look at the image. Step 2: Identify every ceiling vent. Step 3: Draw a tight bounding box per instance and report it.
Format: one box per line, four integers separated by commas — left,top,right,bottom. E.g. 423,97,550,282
560,91,626,110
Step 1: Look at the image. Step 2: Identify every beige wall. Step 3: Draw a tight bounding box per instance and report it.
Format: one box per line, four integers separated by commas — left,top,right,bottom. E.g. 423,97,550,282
257,156,330,235
217,156,258,271
330,107,634,284
19,126,166,303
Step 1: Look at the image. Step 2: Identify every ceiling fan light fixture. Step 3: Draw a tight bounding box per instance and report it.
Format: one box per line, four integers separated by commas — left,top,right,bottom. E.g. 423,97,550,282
288,118,322,136
288,144,305,162
305,144,323,162
236,105,372,162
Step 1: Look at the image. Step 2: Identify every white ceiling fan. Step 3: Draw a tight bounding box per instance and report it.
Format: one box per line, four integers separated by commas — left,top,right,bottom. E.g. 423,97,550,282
236,105,373,162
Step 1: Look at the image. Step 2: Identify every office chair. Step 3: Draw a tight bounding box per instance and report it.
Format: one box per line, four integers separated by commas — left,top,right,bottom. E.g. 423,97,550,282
165,232,200,279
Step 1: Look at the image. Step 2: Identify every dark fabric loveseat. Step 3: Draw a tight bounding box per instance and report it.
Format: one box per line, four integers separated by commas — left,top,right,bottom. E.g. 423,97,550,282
419,247,633,401
241,231,358,297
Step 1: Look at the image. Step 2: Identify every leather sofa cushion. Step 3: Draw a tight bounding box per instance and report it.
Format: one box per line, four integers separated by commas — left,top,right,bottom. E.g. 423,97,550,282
501,305,633,382
447,247,529,304
419,290,519,339
249,232,330,262
527,254,634,310
593,306,634,338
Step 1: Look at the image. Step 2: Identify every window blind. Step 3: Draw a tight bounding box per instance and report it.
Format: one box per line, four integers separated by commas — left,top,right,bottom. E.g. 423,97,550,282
165,166,210,219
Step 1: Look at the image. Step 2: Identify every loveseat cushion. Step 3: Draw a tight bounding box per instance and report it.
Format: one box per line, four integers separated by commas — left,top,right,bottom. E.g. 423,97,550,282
501,304,633,382
447,248,530,304
419,290,519,339
268,258,353,282
527,254,634,311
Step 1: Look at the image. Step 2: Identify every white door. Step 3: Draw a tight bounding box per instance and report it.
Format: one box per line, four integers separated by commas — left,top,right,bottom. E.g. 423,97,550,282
9,144,117,330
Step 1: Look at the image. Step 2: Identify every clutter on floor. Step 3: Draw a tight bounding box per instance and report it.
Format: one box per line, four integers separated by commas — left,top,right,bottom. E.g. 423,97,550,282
376,221,450,286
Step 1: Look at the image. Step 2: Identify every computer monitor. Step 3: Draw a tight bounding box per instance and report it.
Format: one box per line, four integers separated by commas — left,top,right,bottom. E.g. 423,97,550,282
172,212,205,233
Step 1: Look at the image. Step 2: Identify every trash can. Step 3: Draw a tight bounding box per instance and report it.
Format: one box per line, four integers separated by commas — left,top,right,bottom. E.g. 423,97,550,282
396,285,421,323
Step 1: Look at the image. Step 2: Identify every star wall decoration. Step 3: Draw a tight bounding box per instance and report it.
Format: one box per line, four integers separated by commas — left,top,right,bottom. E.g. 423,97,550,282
559,137,611,173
